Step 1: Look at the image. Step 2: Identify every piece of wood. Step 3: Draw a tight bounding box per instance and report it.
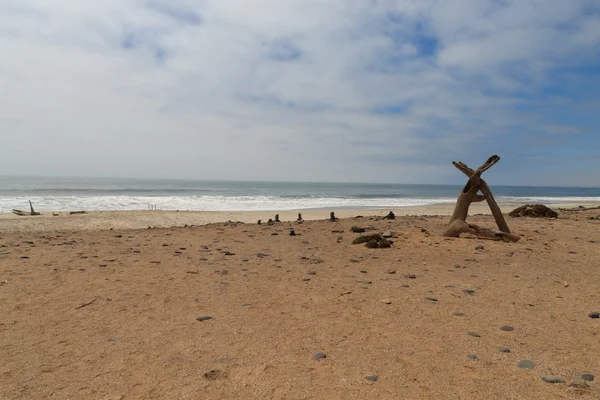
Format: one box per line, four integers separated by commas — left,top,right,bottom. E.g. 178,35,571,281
75,299,97,309
444,155,517,240
452,160,510,233
446,220,520,242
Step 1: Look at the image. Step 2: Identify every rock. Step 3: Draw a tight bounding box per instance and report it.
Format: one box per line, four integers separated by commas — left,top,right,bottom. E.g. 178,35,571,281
312,352,327,361
500,325,514,331
381,299,392,304
467,354,477,360
454,264,461,268
382,231,393,238
541,376,565,384
386,269,396,274
365,375,379,382
352,234,390,248
204,369,225,380
302,278,311,281
366,239,379,249
589,312,600,319
351,226,366,233
509,204,558,218
454,312,465,317
463,289,476,296
424,297,438,302
406,274,416,279
353,234,382,245
475,245,484,250
518,360,535,369
307,271,317,275
497,347,511,353
378,238,391,248
196,316,213,322
467,332,481,338
581,374,594,381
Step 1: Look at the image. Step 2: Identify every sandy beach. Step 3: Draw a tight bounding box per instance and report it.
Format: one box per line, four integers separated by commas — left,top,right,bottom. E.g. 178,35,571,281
2,201,599,234
1,205,599,399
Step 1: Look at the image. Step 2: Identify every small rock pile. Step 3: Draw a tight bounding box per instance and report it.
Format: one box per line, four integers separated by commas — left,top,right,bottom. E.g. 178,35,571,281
352,234,391,248
508,204,558,218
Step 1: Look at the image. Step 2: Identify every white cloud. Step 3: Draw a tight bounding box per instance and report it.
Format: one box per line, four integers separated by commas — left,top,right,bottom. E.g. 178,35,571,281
0,0,599,185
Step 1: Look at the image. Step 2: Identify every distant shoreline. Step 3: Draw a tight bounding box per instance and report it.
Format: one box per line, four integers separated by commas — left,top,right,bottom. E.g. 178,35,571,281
2,201,600,234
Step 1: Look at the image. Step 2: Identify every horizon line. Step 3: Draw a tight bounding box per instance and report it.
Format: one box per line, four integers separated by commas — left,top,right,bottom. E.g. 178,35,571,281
1,174,600,190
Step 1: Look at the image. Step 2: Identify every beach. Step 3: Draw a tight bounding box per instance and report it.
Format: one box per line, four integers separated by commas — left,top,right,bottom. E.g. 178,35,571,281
1,205,599,399
2,201,599,234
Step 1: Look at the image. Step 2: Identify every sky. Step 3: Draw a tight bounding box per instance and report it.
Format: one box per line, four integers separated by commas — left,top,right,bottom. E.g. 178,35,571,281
0,0,599,186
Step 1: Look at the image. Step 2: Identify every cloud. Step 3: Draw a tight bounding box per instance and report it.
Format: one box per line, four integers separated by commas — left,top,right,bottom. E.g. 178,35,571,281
0,0,599,186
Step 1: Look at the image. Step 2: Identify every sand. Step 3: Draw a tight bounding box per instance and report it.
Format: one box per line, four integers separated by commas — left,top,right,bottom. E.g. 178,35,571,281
1,207,600,399
1,201,598,234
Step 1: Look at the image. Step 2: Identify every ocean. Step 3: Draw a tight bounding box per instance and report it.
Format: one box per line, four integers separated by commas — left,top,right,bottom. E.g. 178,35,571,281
1,176,600,212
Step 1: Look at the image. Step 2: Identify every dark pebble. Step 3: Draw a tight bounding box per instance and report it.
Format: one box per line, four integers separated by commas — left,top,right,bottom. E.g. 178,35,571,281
518,360,535,369
312,352,327,361
467,332,481,338
498,346,511,353
99,264,107,268
454,312,465,317
365,375,378,382
475,245,484,250
467,354,477,360
500,325,514,331
79,268,86,272
589,312,600,319
463,289,476,296
307,271,317,275
350,259,360,263
581,374,594,381
406,274,416,279
360,270,368,273
454,264,461,268
541,376,565,384
387,269,396,274
424,297,438,302
196,316,213,321
20,256,29,259
302,278,311,281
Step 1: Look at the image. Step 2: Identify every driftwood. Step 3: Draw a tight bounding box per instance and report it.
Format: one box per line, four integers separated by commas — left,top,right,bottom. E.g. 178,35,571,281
12,201,41,216
444,156,520,242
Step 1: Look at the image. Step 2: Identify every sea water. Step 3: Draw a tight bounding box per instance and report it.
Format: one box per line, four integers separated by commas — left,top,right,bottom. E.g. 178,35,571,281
1,176,600,212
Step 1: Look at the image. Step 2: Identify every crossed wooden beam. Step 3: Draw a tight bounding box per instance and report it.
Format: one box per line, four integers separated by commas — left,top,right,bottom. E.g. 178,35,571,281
443,155,520,242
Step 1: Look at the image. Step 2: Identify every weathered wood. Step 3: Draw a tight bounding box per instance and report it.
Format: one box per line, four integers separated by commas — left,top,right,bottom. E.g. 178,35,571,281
444,155,518,241
452,160,510,233
479,181,510,233
12,201,41,216
446,220,520,242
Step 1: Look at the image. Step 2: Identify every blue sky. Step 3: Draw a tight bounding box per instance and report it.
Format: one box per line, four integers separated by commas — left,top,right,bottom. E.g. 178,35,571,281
0,0,599,186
